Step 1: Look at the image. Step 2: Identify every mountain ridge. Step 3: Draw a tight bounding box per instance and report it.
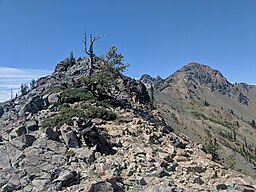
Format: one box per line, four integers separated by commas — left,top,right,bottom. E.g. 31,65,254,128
0,59,255,191
141,62,256,178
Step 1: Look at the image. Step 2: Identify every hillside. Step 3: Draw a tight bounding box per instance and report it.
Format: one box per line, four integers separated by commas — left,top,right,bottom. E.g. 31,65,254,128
143,63,256,178
0,59,255,192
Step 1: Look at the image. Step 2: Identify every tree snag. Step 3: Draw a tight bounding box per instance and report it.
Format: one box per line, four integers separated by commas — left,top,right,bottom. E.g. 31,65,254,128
83,31,108,76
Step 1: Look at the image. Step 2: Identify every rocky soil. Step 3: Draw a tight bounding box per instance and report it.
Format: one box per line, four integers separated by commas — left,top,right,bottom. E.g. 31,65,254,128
0,59,255,192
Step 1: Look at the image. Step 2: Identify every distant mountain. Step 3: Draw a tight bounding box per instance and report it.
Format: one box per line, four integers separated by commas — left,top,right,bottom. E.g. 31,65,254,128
145,62,256,177
140,74,163,88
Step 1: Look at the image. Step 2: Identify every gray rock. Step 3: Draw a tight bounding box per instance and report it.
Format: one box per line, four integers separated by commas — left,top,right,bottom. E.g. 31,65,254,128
48,93,61,106
73,147,95,163
145,185,176,192
0,148,11,169
46,140,67,154
158,169,170,178
193,177,204,185
1,183,20,192
9,125,27,139
237,92,249,105
45,128,59,140
216,183,228,190
20,96,45,114
136,177,147,186
31,178,48,191
85,181,114,192
25,120,39,132
60,124,80,148
51,169,78,190
21,134,36,147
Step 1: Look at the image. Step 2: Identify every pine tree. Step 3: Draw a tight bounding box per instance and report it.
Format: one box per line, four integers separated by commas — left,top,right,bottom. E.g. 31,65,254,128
30,79,36,89
83,46,129,97
20,84,29,95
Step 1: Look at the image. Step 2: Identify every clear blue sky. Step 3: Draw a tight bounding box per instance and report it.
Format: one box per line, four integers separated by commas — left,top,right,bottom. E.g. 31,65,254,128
0,0,256,100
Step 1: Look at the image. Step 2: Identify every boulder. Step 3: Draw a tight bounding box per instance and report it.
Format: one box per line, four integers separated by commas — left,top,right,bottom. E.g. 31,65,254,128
51,169,79,190
21,135,36,147
25,120,39,132
216,183,228,190
84,181,114,192
60,124,80,148
9,125,27,139
20,96,45,114
45,128,59,140
72,147,95,163
48,93,61,106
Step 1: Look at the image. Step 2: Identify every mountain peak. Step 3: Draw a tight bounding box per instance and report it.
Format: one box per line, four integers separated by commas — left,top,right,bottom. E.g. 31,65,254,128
169,63,231,92
180,62,226,81
140,74,163,88
158,63,250,105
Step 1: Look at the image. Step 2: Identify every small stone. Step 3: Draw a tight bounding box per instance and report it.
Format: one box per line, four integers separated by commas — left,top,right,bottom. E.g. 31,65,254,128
91,118,103,125
159,169,170,178
216,183,228,190
136,176,147,186
176,150,189,157
173,156,189,162
126,163,137,176
187,166,205,173
193,177,204,185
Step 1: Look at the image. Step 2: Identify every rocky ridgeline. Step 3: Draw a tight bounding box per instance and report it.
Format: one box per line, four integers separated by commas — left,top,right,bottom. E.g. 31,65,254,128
157,63,250,105
0,59,255,192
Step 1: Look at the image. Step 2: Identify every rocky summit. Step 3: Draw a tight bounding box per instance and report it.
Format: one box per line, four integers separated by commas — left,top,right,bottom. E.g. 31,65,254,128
0,59,255,192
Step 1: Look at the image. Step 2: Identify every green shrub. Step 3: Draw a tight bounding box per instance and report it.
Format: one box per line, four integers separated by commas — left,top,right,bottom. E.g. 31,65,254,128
225,155,235,169
47,85,66,94
42,107,85,128
221,121,231,128
203,131,218,159
61,88,96,103
20,84,29,95
219,130,233,140
85,106,116,121
191,111,206,119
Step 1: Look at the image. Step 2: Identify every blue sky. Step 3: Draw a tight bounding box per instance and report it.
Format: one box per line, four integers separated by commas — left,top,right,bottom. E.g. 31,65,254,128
0,0,256,101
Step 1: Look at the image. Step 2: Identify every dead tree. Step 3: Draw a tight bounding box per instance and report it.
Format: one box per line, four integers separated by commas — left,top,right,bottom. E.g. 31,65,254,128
83,31,108,76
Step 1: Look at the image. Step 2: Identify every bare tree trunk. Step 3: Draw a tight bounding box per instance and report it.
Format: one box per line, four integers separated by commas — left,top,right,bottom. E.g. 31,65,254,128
83,32,108,76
